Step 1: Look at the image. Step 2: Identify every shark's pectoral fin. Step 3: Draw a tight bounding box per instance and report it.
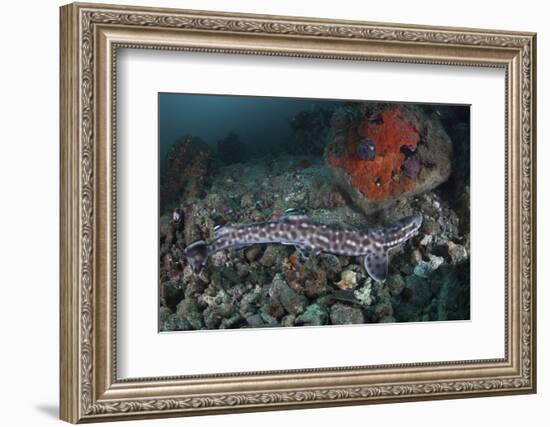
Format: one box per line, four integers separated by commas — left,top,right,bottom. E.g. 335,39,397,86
185,240,209,273
295,246,310,260
364,251,389,282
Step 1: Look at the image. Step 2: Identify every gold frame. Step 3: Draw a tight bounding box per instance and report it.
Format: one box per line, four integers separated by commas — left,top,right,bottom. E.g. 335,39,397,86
59,2,537,423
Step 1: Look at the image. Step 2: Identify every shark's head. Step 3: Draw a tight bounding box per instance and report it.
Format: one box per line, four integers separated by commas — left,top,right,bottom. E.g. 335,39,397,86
184,240,209,273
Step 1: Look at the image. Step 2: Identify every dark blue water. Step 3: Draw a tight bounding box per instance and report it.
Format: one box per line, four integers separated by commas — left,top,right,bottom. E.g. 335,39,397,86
159,93,337,174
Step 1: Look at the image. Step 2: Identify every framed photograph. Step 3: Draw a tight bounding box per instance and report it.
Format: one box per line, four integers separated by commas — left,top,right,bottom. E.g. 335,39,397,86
59,2,537,423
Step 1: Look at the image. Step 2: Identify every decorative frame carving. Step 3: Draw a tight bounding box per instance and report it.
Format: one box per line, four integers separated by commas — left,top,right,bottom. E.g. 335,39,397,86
60,2,536,423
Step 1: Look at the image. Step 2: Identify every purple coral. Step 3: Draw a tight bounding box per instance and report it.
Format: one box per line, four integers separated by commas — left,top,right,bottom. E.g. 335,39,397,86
400,144,417,156
403,157,421,179
356,137,376,161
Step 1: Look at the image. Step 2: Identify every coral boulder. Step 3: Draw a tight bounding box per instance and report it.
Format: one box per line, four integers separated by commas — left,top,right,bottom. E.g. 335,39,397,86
325,103,452,214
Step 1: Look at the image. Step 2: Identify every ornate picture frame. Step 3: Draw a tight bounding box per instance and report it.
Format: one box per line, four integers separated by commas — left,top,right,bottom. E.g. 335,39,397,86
60,2,536,423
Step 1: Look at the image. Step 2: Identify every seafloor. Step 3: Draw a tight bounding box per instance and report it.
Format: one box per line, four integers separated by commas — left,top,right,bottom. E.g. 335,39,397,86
159,103,470,331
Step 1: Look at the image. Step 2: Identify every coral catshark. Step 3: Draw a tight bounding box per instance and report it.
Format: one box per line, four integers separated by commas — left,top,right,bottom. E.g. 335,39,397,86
184,210,423,282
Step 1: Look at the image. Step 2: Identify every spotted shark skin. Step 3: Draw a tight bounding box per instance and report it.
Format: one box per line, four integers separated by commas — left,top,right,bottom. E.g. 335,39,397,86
184,213,423,282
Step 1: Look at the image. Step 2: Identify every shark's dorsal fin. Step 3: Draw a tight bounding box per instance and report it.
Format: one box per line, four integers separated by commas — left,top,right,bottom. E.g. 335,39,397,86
213,224,236,239
281,208,308,222
283,208,306,217
364,250,389,282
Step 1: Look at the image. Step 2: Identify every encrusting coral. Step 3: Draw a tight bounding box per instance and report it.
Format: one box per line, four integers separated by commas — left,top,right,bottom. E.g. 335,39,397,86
328,107,419,201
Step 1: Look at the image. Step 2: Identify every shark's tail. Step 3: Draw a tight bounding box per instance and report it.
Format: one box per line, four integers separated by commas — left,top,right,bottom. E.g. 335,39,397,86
184,240,209,273
382,214,423,250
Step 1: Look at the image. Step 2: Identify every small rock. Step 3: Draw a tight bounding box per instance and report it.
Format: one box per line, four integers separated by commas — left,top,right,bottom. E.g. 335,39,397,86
378,315,396,323
386,274,405,296
446,241,468,265
210,271,223,288
330,303,365,325
247,269,269,286
176,299,204,330
303,269,328,298
161,281,185,309
353,281,374,306
316,294,334,307
182,265,194,283
371,285,393,321
270,274,308,315
198,269,210,284
422,218,441,235
203,302,234,329
245,314,264,327
419,234,433,246
281,314,296,327
220,313,242,329
159,306,172,322
239,291,261,317
259,310,279,327
184,277,207,300
336,269,359,290
245,246,263,262
235,263,250,280
161,313,191,331
405,274,433,308
210,251,228,267
203,307,223,329
218,266,240,286
264,299,285,320
414,255,444,278
393,300,421,322
410,249,423,265
317,254,342,279
259,245,286,267
295,304,328,326
240,193,254,209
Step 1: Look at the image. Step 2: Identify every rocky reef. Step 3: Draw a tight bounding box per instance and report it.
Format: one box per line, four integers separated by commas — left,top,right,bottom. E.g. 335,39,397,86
217,131,249,164
159,101,470,331
160,135,212,212
286,106,334,156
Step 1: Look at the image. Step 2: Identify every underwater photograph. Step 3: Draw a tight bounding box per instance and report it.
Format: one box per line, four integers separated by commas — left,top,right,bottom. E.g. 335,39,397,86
158,93,470,331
